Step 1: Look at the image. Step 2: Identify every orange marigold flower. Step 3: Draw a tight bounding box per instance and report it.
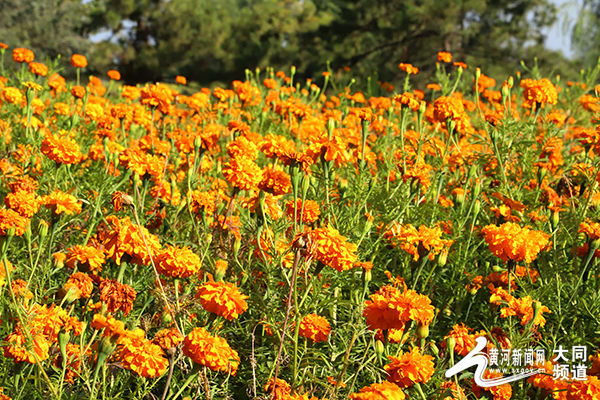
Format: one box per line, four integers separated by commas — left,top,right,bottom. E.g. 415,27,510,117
481,222,550,263
579,219,600,240
64,272,94,300
566,375,600,399
28,62,48,77
195,279,249,320
441,323,477,356
12,48,34,63
312,225,357,272
65,245,105,274
98,215,161,265
259,166,292,195
472,370,512,400
264,378,292,400
182,327,240,374
299,314,331,343
90,313,127,337
0,43,7,49
4,191,39,218
155,244,202,279
433,96,466,122
41,132,83,164
107,70,121,80
2,87,23,105
70,54,87,68
437,52,452,63
175,76,187,85
427,83,441,91
99,279,137,316
226,135,259,160
520,78,558,108
71,85,86,98
3,326,50,364
222,156,263,191
119,336,169,378
285,199,321,223
0,208,29,236
363,284,435,330
398,63,419,74
393,92,420,111
384,347,435,388
41,190,82,215
153,328,184,350
349,381,406,400
383,223,453,261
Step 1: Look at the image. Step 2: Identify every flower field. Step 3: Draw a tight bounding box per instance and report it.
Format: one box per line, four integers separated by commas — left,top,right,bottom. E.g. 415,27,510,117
2,44,600,399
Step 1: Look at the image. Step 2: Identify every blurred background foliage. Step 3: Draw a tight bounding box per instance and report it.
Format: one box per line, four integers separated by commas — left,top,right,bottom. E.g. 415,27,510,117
0,0,591,86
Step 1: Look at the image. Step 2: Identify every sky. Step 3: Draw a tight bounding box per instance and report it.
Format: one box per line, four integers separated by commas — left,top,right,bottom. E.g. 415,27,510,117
545,0,580,58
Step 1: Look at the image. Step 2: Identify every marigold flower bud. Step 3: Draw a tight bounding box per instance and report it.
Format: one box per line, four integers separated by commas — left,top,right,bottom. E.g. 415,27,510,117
375,340,385,356
551,209,560,231
446,336,456,354
437,249,448,267
473,199,481,216
417,323,430,339
492,264,502,273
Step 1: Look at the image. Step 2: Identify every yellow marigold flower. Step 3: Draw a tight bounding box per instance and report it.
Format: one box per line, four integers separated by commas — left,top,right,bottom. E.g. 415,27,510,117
2,87,23,105
0,208,29,236
155,244,202,279
298,314,331,343
22,81,42,92
312,225,357,272
384,347,435,388
41,190,82,215
66,245,105,273
53,102,70,116
182,327,240,374
195,279,249,320
481,222,550,263
41,132,83,164
349,381,406,400
119,336,169,378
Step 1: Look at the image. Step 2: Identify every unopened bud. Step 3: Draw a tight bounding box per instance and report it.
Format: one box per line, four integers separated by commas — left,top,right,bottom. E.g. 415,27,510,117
375,340,385,356
492,265,502,273
430,341,439,357
301,175,311,198
162,311,173,325
417,323,430,339
448,119,456,133
419,101,427,115
446,336,456,355
473,200,481,216
24,224,32,244
194,135,202,150
475,68,481,80
39,220,49,239
437,249,448,267
233,237,242,258
551,209,560,231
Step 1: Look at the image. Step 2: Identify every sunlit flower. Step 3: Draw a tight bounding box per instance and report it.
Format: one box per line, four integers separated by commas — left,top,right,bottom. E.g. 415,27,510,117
481,222,550,263
195,279,249,320
70,54,87,68
384,347,435,388
349,381,406,400
182,327,240,374
41,190,82,215
155,244,202,279
298,314,331,343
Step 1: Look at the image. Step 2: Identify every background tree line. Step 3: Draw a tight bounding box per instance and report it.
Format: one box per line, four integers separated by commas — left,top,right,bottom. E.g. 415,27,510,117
0,0,588,86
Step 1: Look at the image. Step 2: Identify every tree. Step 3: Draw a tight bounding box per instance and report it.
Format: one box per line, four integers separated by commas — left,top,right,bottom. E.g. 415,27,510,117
83,0,567,85
0,0,90,66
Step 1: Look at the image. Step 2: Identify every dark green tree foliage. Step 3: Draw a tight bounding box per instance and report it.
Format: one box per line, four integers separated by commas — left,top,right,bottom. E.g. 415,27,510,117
83,0,565,85
570,0,600,69
0,0,90,65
